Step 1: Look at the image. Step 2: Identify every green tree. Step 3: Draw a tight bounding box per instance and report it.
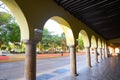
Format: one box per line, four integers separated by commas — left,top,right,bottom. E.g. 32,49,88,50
37,28,67,54
0,12,12,26
37,28,53,53
49,34,61,53
41,28,53,49
0,12,12,46
0,12,20,49
6,22,20,43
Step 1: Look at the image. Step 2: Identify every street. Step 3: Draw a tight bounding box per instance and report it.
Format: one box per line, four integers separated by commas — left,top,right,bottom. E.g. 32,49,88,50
0,54,96,80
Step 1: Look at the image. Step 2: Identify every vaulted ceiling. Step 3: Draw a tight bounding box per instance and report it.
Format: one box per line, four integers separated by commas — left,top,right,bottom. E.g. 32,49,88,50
54,0,120,40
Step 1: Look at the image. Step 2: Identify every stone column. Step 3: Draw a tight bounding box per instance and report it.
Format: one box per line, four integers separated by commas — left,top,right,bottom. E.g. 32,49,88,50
69,45,77,76
102,48,105,59
99,48,102,61
94,48,98,63
85,47,92,67
24,40,37,80
105,48,108,58
113,47,116,56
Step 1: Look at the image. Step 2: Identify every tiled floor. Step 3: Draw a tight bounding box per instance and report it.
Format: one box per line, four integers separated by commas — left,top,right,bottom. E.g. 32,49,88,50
37,56,120,80
59,57,120,80
36,68,70,80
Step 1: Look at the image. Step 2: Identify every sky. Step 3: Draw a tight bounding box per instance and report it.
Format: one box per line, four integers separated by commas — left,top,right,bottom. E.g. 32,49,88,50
0,1,9,12
44,19,63,36
0,1,5,11
0,1,13,15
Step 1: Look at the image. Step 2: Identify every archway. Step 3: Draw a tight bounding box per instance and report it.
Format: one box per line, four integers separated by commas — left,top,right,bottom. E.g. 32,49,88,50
102,40,105,59
91,35,97,48
90,35,97,54
40,16,75,54
0,1,30,79
104,42,108,58
0,2,36,78
90,35,97,65
102,40,104,48
97,38,102,61
38,16,77,76
80,30,90,47
115,48,119,54
98,38,102,48
76,33,84,53
79,30,91,67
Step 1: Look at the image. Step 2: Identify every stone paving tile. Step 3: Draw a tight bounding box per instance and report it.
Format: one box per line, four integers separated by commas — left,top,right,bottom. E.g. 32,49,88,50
36,74,55,80
53,68,70,74
57,57,120,80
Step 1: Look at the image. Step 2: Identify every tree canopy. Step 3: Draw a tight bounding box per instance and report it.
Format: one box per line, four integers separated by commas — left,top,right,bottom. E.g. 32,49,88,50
77,34,84,51
0,12,20,49
36,28,67,53
0,12,12,26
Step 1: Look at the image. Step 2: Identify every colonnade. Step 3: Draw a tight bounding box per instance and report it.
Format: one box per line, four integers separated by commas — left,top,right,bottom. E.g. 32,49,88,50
108,46,120,56
24,40,109,80
1,1,110,80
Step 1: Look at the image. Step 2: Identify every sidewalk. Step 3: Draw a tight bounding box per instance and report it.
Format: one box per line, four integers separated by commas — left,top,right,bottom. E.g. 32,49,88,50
0,52,85,63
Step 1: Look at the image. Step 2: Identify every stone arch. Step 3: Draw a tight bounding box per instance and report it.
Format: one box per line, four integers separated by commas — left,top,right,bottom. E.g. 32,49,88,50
91,35,97,48
102,40,105,48
98,38,102,48
80,30,90,47
44,16,75,46
104,42,107,48
2,0,29,41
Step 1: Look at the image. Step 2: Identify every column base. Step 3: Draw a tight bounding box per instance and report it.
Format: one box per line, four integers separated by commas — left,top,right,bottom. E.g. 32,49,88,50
88,65,92,68
71,73,78,76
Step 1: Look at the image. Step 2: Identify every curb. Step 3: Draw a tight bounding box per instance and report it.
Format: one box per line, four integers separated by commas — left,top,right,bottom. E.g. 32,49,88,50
0,56,66,63
0,54,84,63
0,59,24,63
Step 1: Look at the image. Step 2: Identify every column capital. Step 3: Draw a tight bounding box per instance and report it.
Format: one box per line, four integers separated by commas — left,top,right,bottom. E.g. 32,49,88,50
85,47,90,53
102,48,105,49
94,47,97,49
98,48,102,50
85,46,90,49
23,40,38,44
69,45,75,48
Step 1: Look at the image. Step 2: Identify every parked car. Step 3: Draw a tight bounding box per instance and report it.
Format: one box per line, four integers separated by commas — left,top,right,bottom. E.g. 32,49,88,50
0,51,13,56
